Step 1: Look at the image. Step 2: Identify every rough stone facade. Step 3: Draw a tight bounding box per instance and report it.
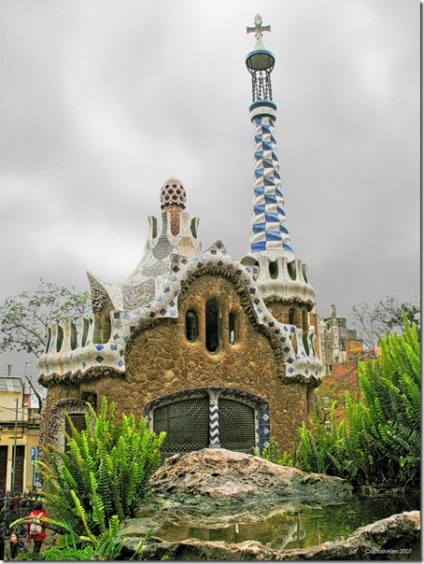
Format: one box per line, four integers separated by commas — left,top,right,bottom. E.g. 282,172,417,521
39,272,317,453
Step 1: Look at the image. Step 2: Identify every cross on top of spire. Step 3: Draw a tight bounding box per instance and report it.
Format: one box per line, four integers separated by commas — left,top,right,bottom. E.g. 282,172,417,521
247,14,271,49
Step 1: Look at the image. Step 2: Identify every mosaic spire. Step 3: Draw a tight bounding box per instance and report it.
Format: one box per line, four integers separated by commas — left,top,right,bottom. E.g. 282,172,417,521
246,15,295,261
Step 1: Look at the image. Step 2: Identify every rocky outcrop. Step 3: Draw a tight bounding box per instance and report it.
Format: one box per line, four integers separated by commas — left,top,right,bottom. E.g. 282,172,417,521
116,450,419,560
150,448,352,503
121,511,420,561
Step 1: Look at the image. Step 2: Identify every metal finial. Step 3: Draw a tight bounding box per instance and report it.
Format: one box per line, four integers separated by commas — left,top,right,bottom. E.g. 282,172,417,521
246,14,271,49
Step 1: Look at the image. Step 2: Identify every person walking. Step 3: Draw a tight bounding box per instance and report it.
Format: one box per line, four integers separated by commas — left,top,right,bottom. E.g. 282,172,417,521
26,501,47,557
5,532,26,560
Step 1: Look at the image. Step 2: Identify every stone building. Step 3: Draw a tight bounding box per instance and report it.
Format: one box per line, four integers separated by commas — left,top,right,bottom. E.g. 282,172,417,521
318,305,363,376
38,16,322,455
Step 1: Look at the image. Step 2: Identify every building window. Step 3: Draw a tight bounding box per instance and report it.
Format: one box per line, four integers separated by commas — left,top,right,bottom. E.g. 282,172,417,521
153,396,209,458
302,310,308,332
65,413,86,452
56,325,63,352
269,260,278,279
11,446,25,493
206,299,220,353
185,310,199,342
287,261,297,280
289,308,296,325
82,392,97,410
0,446,7,493
145,388,270,458
229,311,238,344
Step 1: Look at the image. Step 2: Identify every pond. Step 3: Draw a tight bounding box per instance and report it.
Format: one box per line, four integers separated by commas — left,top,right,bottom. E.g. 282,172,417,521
153,493,420,551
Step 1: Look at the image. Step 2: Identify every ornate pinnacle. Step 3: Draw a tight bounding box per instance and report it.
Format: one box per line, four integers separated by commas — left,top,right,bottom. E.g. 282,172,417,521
246,14,271,49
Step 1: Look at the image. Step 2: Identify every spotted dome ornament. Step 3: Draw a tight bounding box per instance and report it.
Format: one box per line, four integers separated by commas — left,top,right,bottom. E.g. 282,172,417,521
160,177,187,210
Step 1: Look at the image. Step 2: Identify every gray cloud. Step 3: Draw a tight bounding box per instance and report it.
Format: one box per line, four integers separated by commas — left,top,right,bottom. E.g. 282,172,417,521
0,0,419,375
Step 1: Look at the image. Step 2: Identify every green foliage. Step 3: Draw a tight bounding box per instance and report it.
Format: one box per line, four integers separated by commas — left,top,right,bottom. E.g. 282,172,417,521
274,316,420,492
0,278,91,357
37,397,166,539
261,437,293,466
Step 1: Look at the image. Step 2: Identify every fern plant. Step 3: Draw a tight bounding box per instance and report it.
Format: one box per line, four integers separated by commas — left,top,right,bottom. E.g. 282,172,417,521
11,513,125,560
271,316,420,492
36,397,166,538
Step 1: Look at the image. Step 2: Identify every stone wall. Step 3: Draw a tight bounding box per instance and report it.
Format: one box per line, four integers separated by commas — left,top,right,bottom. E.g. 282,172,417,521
42,274,314,453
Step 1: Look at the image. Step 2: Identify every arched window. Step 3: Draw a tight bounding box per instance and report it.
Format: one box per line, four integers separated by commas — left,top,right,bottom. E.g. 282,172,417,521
229,311,238,344
81,392,97,410
185,310,199,342
56,325,63,352
302,310,308,332
287,261,297,280
206,299,220,353
65,413,86,452
269,260,278,279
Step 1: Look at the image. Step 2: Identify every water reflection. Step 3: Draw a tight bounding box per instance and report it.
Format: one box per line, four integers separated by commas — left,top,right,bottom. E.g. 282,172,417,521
155,494,419,550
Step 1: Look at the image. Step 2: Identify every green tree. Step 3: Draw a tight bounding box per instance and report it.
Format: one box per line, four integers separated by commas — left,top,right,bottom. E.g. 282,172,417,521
0,278,91,357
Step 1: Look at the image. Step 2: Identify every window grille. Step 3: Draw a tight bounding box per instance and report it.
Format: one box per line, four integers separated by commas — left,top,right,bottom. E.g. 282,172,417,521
153,396,209,457
219,398,255,453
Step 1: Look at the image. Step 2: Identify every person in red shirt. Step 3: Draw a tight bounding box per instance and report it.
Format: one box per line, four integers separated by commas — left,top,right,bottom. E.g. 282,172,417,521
26,501,47,556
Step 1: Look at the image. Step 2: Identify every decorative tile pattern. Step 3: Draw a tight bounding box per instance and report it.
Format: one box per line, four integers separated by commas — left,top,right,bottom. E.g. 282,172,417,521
249,114,295,260
208,388,221,448
39,242,322,385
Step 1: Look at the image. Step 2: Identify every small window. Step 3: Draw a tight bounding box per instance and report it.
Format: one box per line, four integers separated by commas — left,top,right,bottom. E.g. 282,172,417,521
56,325,63,352
185,310,199,342
287,261,297,281
229,312,238,344
65,413,86,452
70,323,77,350
289,308,296,325
206,299,220,353
302,310,308,332
82,392,97,410
269,260,278,279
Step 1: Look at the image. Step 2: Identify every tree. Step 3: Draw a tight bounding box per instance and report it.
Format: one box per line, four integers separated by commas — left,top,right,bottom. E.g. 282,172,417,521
0,278,91,358
350,294,420,351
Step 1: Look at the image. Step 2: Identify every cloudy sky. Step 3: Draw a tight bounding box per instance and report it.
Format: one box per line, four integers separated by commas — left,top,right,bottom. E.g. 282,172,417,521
0,0,420,377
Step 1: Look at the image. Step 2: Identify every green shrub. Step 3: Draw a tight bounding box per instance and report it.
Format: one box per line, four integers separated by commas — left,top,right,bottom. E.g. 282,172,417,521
37,397,165,538
270,316,420,492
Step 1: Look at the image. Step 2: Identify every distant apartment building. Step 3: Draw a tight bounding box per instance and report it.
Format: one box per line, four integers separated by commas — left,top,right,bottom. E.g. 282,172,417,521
0,371,41,493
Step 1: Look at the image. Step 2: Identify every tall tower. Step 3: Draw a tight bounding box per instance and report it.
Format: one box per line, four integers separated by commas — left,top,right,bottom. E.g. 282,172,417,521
241,15,316,336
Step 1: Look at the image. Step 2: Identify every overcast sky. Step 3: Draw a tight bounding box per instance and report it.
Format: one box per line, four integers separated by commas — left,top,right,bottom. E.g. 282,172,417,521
0,0,420,377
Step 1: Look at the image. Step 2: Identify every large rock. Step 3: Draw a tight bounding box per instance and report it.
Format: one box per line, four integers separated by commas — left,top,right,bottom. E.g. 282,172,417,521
117,450,419,560
121,511,420,560
150,448,352,502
